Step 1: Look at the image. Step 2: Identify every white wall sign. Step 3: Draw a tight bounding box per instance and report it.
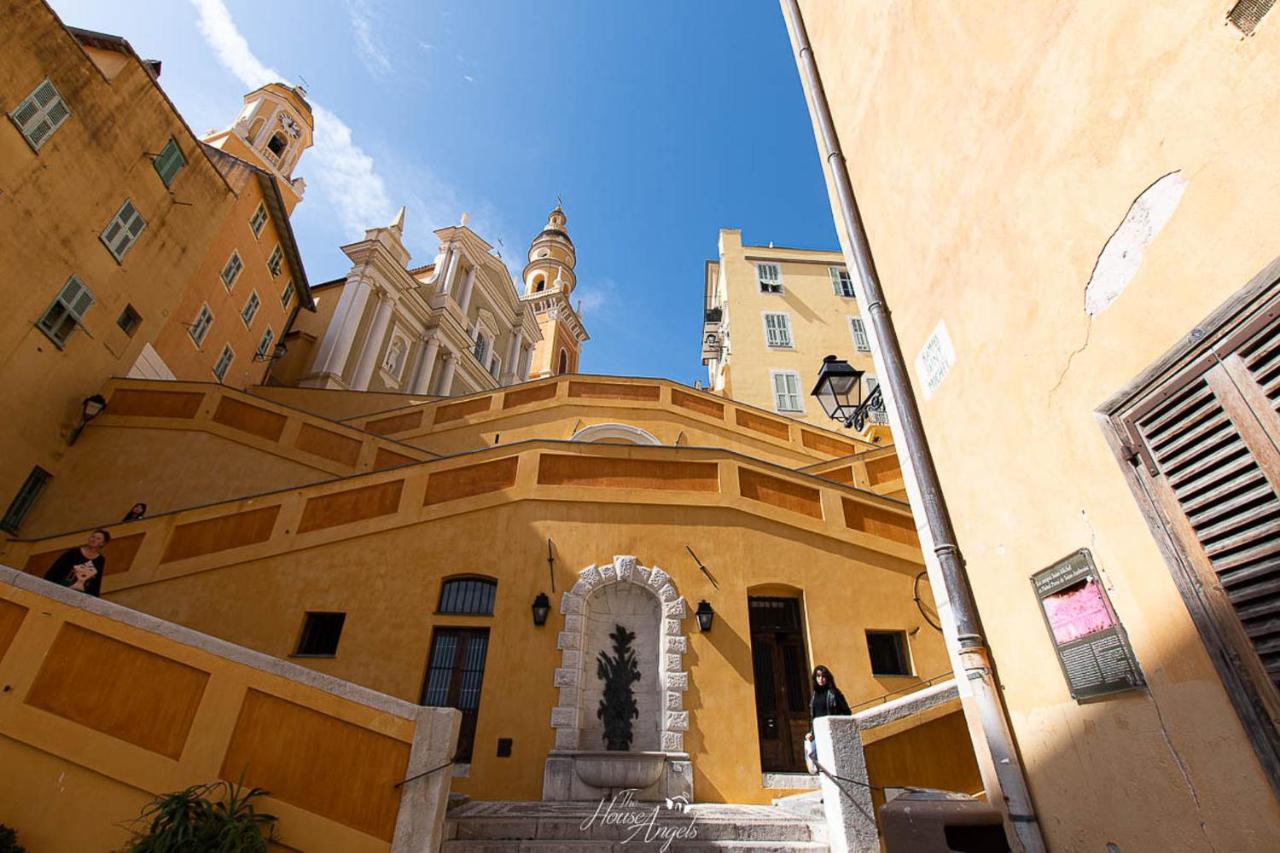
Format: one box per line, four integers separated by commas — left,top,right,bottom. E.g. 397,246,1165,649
915,320,955,401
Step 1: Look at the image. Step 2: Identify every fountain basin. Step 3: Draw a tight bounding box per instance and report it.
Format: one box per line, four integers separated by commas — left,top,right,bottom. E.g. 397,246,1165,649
573,750,666,790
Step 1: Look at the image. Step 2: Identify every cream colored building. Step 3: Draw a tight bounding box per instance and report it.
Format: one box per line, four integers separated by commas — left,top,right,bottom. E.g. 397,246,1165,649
703,228,887,439
785,0,1280,849
279,207,585,396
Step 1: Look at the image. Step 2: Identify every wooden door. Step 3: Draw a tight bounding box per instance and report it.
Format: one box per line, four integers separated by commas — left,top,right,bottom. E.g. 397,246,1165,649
421,628,490,762
749,597,811,772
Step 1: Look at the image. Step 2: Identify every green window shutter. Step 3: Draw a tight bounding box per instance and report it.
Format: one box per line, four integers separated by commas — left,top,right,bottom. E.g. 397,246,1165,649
154,138,186,187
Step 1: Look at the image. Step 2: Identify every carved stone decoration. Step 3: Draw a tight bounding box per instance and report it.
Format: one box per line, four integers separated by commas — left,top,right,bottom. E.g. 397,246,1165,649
596,624,641,751
544,555,692,803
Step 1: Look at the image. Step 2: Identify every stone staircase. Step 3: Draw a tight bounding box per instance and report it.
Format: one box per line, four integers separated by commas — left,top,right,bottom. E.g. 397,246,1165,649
443,798,829,852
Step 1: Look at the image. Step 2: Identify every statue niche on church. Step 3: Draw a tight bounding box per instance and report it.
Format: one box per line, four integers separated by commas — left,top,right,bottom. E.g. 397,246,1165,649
596,623,641,750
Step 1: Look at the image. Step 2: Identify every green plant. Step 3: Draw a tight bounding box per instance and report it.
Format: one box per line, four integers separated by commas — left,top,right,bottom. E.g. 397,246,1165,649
0,824,25,853
122,780,276,853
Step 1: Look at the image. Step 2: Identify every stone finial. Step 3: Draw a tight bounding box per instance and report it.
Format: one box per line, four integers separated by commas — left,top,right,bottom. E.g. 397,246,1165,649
391,205,406,233
460,211,470,226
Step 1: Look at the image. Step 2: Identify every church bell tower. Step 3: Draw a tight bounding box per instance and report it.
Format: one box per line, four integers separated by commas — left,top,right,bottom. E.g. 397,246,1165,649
520,206,589,378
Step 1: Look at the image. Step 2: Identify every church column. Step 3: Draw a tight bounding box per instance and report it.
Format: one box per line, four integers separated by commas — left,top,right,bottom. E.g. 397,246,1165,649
457,265,477,314
411,334,441,395
440,245,461,296
309,276,373,384
433,348,458,396
504,328,525,383
349,289,396,390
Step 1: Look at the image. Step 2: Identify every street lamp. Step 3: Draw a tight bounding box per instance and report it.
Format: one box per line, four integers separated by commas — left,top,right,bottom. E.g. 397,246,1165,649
811,354,882,431
68,394,107,445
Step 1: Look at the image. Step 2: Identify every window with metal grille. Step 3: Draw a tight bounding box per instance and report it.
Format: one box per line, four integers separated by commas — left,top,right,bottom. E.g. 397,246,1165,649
37,276,94,347
1102,279,1280,786
221,251,243,289
294,612,345,656
100,200,146,261
212,344,234,381
153,138,185,187
473,333,489,365
830,266,855,297
249,203,268,238
1228,0,1275,35
9,78,69,151
117,304,141,337
851,317,871,352
267,244,284,277
241,291,260,327
189,305,213,346
1,467,52,534
772,370,803,413
438,578,497,615
866,630,912,676
763,312,793,348
757,263,783,294
256,327,274,358
280,278,295,308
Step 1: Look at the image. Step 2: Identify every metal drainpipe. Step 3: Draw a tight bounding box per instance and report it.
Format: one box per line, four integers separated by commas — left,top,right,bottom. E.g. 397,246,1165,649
779,2,1046,850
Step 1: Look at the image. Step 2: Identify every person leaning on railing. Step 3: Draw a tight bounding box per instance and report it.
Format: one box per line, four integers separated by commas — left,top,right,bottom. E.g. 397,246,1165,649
42,529,110,597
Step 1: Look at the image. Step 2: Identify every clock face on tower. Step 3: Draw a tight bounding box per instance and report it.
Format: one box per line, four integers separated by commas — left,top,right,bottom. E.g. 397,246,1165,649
278,112,302,139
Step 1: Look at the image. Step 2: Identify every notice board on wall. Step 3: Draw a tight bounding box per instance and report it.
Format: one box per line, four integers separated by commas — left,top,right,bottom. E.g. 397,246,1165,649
1032,549,1145,701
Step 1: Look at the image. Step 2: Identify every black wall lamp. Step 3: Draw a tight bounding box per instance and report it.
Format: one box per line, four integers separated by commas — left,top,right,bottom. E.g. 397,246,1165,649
68,394,108,445
695,600,714,633
532,592,551,627
811,354,883,431
254,341,289,363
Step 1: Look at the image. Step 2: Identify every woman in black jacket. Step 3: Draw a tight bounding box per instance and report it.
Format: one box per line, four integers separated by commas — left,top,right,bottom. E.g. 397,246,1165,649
809,664,851,722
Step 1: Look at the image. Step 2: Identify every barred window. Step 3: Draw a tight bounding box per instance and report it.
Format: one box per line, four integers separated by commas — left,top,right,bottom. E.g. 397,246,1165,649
438,577,497,615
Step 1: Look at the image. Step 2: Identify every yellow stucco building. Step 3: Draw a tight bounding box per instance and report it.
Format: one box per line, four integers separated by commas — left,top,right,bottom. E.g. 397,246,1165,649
703,229,888,441
0,0,312,538
785,0,1280,849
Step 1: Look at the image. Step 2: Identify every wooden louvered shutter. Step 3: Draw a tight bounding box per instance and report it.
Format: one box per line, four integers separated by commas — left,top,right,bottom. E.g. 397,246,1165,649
1123,306,1280,717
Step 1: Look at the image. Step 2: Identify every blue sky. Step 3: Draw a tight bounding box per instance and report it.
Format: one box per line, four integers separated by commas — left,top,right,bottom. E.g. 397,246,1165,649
49,0,838,383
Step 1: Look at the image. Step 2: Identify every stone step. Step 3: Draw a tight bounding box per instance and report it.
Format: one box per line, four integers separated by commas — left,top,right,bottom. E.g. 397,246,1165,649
445,801,826,847
443,842,830,853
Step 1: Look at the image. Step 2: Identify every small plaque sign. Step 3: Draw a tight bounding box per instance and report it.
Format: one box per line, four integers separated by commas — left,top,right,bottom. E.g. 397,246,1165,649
1032,549,1145,701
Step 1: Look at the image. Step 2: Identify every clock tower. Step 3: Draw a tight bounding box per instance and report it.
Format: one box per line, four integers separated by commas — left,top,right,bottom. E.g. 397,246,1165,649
519,205,589,378
202,83,315,214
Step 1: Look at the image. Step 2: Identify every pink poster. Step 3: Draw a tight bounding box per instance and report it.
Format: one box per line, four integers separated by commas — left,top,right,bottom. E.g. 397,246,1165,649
1042,578,1115,645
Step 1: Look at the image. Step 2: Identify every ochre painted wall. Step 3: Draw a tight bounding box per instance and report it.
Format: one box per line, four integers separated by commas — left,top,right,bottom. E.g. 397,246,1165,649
0,1,233,519
0,573,453,853
792,1,1280,848
98,493,942,805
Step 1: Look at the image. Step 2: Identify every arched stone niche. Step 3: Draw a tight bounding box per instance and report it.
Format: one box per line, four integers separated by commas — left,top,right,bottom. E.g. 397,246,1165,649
542,556,693,802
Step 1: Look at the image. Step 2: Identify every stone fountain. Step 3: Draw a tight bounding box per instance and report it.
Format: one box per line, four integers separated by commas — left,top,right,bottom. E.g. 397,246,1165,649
542,556,693,802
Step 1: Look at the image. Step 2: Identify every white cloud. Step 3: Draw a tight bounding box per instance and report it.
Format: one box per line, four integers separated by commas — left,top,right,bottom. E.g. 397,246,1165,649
190,0,394,237
575,278,616,319
346,0,393,76
463,74,475,84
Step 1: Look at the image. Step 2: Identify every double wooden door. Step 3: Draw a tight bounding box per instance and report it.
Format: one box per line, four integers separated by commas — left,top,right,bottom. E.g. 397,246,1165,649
749,597,811,772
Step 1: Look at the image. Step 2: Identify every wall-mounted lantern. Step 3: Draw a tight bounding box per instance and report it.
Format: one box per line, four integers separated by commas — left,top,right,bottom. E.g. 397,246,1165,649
695,600,714,633
532,592,551,627
68,394,108,445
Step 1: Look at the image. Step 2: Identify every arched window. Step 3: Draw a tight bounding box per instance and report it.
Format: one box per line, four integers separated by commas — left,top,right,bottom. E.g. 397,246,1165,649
267,132,288,158
535,277,545,293
438,577,496,615
556,348,569,375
